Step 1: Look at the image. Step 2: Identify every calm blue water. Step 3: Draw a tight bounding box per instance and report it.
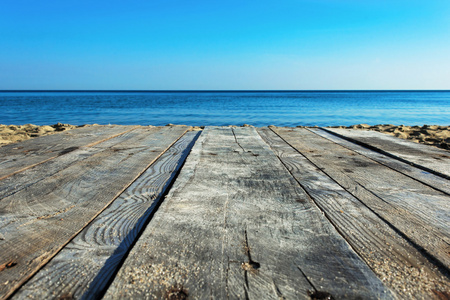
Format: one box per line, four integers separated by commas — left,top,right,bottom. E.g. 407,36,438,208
0,91,449,127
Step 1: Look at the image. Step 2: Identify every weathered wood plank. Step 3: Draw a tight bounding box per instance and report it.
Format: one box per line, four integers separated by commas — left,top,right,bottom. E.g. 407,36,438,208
103,127,392,300
11,131,200,300
0,128,148,200
0,127,185,201
309,128,450,195
0,125,138,181
0,126,190,300
324,128,450,179
258,127,450,299
272,127,450,269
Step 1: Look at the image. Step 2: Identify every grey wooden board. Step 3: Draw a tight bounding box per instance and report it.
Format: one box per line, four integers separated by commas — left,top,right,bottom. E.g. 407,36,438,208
325,128,450,179
309,128,450,195
12,131,200,300
272,127,450,269
104,127,392,300
0,125,138,181
258,127,450,299
0,127,166,201
0,126,190,300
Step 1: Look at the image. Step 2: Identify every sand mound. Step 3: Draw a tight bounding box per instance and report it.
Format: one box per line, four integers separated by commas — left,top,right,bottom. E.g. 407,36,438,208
330,124,450,150
0,123,81,146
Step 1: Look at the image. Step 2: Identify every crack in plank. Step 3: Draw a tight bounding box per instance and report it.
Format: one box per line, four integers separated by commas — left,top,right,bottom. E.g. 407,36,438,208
242,230,260,275
37,205,76,220
296,265,334,300
231,128,246,153
272,280,285,299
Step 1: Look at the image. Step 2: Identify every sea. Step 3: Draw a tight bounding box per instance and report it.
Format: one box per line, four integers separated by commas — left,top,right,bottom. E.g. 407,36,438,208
0,91,449,127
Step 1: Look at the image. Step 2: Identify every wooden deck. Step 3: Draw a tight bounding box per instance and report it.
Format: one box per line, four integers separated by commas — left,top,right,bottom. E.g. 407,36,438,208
0,126,449,299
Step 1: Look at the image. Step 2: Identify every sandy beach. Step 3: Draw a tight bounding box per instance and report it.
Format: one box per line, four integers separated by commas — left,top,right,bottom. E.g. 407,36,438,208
0,123,86,146
1,123,449,150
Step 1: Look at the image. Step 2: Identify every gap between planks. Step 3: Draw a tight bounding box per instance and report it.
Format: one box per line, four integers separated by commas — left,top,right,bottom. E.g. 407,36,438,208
309,128,450,196
322,127,450,180
11,131,201,300
271,127,450,273
259,127,450,299
0,126,191,300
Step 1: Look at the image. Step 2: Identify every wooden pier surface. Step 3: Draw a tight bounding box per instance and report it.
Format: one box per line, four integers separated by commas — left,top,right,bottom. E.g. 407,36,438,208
0,126,449,299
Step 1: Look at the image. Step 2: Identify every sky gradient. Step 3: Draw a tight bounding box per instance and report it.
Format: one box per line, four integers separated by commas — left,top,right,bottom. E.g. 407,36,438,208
1,0,449,90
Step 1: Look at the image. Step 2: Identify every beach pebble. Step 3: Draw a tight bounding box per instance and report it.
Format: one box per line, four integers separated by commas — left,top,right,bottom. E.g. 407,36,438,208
394,132,408,139
38,125,56,133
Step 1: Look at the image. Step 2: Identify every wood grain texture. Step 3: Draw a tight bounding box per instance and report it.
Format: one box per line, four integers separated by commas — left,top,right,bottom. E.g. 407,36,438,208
272,127,450,270
11,131,200,300
258,127,450,299
309,128,450,195
325,128,450,179
0,125,138,181
0,126,190,300
103,127,392,300
0,127,161,201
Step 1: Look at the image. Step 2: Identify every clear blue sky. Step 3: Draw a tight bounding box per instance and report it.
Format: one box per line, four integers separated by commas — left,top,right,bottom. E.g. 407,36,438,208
1,0,449,90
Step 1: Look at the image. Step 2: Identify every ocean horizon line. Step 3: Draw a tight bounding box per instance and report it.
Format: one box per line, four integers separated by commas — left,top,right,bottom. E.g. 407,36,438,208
1,89,450,93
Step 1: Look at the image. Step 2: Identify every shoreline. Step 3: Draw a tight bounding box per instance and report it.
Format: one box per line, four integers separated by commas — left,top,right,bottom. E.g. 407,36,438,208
1,123,449,150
